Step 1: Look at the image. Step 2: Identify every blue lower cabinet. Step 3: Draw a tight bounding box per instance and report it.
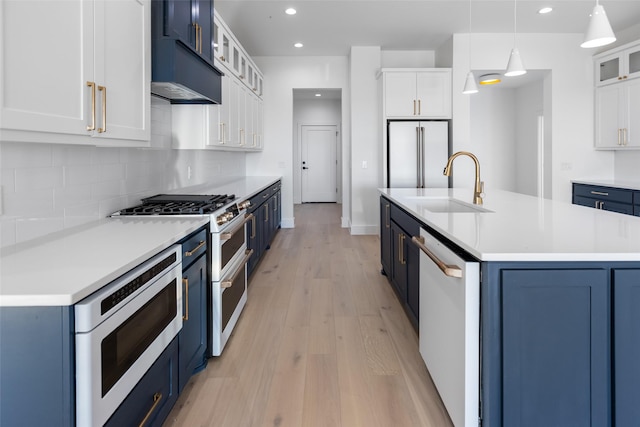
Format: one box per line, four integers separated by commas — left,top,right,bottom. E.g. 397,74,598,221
178,253,208,392
483,266,612,427
105,338,179,427
614,268,640,426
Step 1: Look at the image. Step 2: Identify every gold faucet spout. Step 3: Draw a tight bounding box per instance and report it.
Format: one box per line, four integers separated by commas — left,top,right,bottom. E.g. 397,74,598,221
443,151,484,205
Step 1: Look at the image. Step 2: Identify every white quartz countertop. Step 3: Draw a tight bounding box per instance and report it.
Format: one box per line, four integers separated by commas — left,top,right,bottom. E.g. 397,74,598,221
572,179,640,191
0,176,282,307
380,187,640,262
0,218,209,307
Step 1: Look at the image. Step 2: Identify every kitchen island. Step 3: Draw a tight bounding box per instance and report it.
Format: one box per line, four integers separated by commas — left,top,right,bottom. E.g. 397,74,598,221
379,187,640,427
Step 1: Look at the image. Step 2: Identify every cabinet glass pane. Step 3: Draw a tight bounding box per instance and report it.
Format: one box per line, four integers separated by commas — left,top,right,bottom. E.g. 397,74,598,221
233,47,239,72
629,50,640,75
223,35,229,62
241,57,246,78
600,57,619,81
213,22,219,55
248,65,253,86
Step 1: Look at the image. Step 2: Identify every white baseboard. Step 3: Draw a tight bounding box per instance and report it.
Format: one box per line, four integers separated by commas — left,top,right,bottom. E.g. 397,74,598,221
349,225,378,235
281,217,294,228
341,216,350,228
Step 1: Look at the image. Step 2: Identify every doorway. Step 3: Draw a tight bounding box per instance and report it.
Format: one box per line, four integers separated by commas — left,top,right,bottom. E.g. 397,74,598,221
292,88,342,204
301,125,338,202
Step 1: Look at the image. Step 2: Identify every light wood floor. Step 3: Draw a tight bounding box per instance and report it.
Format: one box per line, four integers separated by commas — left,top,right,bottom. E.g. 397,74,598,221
164,203,452,427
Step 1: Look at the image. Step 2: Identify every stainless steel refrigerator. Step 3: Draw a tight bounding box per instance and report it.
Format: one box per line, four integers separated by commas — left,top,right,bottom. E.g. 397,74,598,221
387,121,450,188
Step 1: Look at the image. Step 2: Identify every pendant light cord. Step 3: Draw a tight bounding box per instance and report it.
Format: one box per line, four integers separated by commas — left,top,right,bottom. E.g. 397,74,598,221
513,0,517,47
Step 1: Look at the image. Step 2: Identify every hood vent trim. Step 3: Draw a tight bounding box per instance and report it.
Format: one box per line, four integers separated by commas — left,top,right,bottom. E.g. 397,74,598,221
151,38,223,104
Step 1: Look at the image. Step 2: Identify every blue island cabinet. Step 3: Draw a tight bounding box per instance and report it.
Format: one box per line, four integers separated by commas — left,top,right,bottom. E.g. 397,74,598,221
614,268,640,425
481,262,640,427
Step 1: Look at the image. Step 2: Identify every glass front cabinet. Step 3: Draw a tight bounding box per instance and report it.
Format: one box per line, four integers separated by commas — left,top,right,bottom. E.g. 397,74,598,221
595,41,640,86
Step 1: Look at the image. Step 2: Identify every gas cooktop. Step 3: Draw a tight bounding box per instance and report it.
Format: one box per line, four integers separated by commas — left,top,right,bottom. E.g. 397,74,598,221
116,194,237,216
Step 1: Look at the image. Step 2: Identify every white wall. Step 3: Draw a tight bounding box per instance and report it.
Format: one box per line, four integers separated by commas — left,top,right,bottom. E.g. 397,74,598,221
0,97,246,247
515,80,545,197
471,87,517,192
292,97,342,203
381,50,434,68
452,33,615,203
349,47,381,234
250,56,350,229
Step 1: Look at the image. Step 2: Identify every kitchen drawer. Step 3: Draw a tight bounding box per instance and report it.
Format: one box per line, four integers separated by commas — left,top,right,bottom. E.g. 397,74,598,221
635,206,640,217
574,195,635,215
573,184,633,204
390,202,420,237
104,338,178,427
181,227,208,270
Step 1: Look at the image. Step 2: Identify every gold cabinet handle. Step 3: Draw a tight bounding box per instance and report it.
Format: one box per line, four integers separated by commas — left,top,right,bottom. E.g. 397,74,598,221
418,99,421,115
185,240,205,257
264,203,269,222
221,249,254,288
618,128,622,145
193,23,200,53
385,204,390,228
182,278,189,320
411,236,462,278
138,392,163,427
413,100,416,115
198,23,202,54
398,233,406,265
251,213,256,239
86,81,96,131
590,191,609,196
98,85,106,133
219,122,225,144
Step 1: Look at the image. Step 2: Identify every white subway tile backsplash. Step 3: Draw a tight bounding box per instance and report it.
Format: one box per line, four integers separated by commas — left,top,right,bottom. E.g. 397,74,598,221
54,184,92,210
1,141,53,168
64,164,99,186
14,167,63,192
1,97,248,248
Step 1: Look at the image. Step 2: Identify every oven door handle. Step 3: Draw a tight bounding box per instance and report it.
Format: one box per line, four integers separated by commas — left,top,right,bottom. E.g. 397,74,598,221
221,249,254,288
221,213,254,241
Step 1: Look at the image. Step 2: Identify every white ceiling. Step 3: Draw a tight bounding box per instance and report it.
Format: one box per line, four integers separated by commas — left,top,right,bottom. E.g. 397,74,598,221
215,0,640,57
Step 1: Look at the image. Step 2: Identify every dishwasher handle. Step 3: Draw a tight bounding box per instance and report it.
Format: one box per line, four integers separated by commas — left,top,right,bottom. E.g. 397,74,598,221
411,236,462,278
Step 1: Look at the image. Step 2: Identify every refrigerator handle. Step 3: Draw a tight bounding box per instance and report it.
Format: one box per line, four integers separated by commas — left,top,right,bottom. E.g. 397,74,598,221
416,127,421,188
420,126,426,188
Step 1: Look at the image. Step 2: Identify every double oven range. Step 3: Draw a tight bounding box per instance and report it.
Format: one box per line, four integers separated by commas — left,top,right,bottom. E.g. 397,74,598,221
112,193,254,357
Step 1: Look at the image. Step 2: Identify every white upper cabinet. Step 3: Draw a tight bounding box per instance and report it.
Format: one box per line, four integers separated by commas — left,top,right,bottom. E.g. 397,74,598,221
0,0,150,146
595,79,640,149
595,41,640,87
383,69,452,119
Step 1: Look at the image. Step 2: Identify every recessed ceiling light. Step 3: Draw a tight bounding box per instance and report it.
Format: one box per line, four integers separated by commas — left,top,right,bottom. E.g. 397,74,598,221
479,73,502,85
294,42,303,48
315,93,321,97
538,7,553,14
285,8,296,15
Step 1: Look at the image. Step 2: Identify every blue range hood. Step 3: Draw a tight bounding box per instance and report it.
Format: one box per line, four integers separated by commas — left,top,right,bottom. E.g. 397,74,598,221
151,38,223,104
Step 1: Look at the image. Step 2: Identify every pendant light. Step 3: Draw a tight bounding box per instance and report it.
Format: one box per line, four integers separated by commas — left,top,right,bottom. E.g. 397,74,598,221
505,0,526,77
581,0,616,48
463,0,478,94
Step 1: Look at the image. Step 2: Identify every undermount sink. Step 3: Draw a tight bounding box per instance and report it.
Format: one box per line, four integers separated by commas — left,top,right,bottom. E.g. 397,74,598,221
407,197,493,213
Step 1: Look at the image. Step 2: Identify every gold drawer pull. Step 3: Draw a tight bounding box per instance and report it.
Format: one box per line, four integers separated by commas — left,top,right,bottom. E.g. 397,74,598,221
590,191,609,196
86,81,96,131
185,240,206,257
138,392,162,427
97,85,106,133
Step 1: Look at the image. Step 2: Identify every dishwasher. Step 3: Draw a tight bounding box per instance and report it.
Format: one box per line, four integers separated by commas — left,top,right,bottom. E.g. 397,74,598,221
413,228,480,427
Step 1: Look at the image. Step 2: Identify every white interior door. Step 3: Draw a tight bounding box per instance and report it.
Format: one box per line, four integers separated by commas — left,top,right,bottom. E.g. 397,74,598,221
301,125,337,202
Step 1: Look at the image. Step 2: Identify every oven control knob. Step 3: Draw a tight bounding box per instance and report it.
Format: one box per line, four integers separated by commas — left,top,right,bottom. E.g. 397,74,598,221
238,200,251,210
216,215,228,225
225,212,234,220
